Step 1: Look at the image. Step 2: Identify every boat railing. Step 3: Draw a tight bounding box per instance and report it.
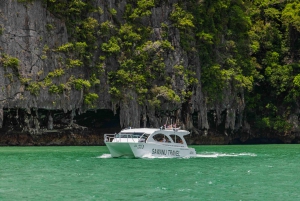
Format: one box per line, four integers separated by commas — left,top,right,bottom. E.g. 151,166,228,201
104,134,115,142
104,134,140,143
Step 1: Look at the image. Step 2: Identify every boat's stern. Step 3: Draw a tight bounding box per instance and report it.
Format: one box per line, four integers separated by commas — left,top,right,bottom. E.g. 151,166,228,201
104,133,138,158
105,142,135,158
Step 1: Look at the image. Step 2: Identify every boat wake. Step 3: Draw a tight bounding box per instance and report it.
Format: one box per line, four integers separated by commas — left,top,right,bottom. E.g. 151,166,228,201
97,152,256,159
141,153,176,159
195,152,257,158
140,152,257,159
97,154,112,159
97,154,135,159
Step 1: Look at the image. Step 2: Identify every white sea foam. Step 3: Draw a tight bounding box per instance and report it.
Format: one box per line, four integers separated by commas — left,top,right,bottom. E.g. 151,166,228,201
98,152,256,159
97,154,112,158
141,153,172,159
195,152,257,158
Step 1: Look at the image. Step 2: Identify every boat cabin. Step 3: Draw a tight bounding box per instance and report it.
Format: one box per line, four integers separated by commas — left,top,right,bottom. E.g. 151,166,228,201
105,128,188,146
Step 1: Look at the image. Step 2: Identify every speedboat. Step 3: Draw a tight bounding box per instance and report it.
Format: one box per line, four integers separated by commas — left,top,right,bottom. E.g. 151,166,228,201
104,127,196,158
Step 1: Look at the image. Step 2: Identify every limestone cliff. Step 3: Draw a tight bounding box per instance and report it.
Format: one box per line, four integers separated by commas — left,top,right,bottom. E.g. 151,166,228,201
0,0,298,145
0,0,253,137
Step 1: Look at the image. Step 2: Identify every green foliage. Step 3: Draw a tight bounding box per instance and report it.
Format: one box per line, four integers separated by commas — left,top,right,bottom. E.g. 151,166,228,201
201,64,226,96
170,4,194,30
109,86,122,99
169,4,195,51
174,65,184,76
96,6,104,15
90,74,100,86
293,74,300,88
79,17,99,43
173,65,198,92
229,5,251,32
282,2,300,32
264,8,281,21
57,43,74,52
49,84,64,94
20,77,32,85
1,54,21,79
68,0,87,16
74,42,88,54
84,93,99,106
43,77,52,87
1,54,20,70
100,21,115,36
196,31,214,44
107,33,176,103
27,82,40,96
119,23,141,46
47,68,65,78
257,116,292,133
189,0,256,102
72,79,91,90
109,8,117,16
149,85,180,107
46,23,55,31
127,0,155,20
101,37,120,54
241,0,300,133
66,59,83,68
265,64,292,95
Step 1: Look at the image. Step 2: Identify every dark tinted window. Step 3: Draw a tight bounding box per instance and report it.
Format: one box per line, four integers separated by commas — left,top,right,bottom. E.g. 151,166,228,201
169,134,183,144
153,133,171,142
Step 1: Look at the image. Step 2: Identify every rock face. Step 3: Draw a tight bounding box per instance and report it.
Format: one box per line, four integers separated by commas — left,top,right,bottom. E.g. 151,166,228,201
0,1,110,132
0,0,297,145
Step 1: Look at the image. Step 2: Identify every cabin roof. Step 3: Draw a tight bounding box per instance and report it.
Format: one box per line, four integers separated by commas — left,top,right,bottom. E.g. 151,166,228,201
120,128,190,136
120,128,159,134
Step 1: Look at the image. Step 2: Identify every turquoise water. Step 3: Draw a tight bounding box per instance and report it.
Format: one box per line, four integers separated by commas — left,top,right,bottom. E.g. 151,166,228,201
0,145,300,201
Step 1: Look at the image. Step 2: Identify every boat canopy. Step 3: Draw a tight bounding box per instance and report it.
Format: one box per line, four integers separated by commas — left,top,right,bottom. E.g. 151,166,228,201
119,128,190,136
117,128,190,145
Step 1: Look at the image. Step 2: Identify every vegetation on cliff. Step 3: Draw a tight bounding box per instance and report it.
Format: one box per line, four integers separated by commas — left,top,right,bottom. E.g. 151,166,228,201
1,0,300,138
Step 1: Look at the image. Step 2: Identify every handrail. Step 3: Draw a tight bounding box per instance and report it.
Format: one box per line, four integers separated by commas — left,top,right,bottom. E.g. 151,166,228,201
104,134,116,142
104,134,138,143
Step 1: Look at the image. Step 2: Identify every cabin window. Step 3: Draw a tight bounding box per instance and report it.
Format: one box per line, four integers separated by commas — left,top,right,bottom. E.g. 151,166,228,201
169,134,183,144
120,134,130,138
132,133,144,138
152,133,171,143
118,132,144,138
139,134,150,142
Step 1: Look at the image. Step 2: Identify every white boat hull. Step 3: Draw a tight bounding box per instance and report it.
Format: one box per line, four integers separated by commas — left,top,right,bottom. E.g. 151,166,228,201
105,142,135,158
104,128,196,158
130,143,196,158
106,142,196,158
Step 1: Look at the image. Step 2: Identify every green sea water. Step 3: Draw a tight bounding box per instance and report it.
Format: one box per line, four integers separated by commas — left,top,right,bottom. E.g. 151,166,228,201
0,145,299,201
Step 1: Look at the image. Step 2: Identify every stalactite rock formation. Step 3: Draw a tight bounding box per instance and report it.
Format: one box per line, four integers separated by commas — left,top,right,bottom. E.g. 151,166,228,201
0,0,259,145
